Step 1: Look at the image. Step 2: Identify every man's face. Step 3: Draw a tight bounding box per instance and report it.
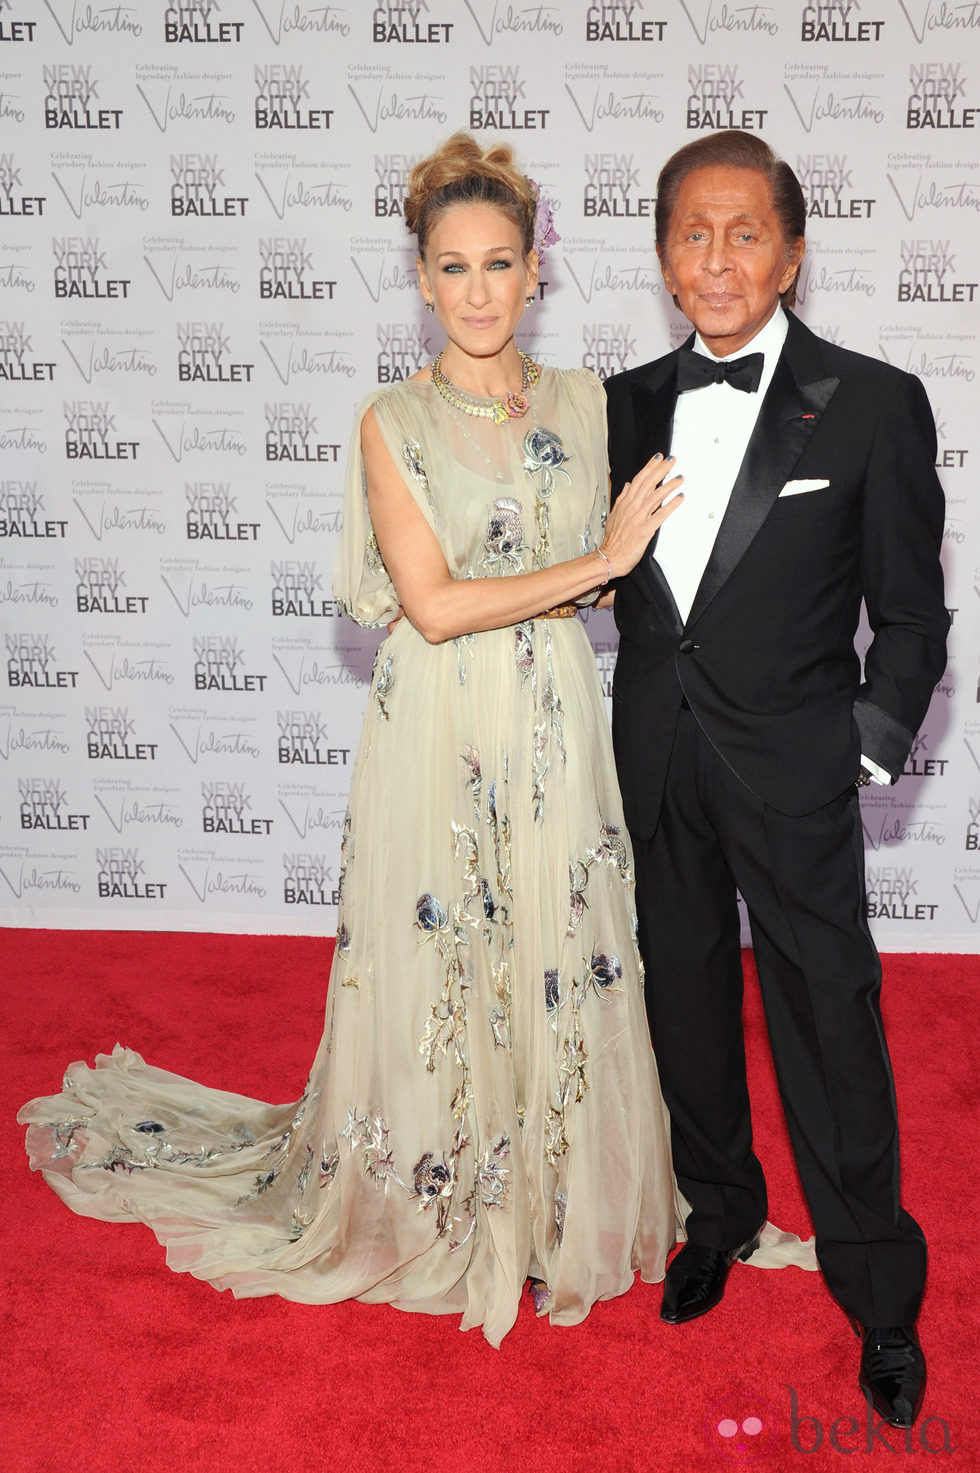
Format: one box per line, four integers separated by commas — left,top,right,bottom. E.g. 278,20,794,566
658,164,804,357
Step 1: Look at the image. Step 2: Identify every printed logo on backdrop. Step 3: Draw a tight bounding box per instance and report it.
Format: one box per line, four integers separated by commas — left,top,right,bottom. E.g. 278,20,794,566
351,237,416,305
41,0,141,43
686,64,768,131
865,864,937,922
278,711,351,768
861,795,946,854
151,403,248,465
278,784,348,841
0,153,45,216
906,60,976,129
72,479,166,542
43,63,123,130
469,65,549,130
186,484,260,543
376,321,432,382
177,321,254,384
347,66,448,133
93,778,183,836
254,155,353,221
0,703,70,760
0,324,54,383
178,848,268,905
0,845,81,900
159,556,255,619
283,851,338,906
86,704,158,760
583,153,653,219
372,1,454,44
50,156,149,220
271,559,343,619
259,325,356,385
903,729,948,781
6,632,78,689
460,0,562,47
251,0,350,44
76,556,149,614
678,0,776,41
144,239,241,302
54,237,131,302
879,325,975,401
62,326,156,389
586,2,667,42
19,778,89,833
897,240,978,303
562,238,661,305
372,155,416,219
272,637,373,696
565,66,665,131
897,0,980,45
83,635,174,693
783,65,884,132
0,553,58,609
65,400,139,463
168,706,261,764
1,481,65,538
254,63,333,130
797,154,876,219
800,3,884,42
164,2,244,43
794,243,876,306
193,635,267,692
136,69,235,132
967,797,980,852
265,404,341,463
97,846,167,900
171,155,247,217
266,485,343,546
886,160,980,222
259,239,336,302
582,321,637,379
0,4,35,42
202,780,273,836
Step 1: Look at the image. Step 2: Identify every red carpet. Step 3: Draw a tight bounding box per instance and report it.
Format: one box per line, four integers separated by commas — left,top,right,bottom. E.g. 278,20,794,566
2,931,976,1471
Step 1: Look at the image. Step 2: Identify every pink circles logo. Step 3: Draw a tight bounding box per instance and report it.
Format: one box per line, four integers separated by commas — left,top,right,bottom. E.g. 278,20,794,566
704,1392,777,1461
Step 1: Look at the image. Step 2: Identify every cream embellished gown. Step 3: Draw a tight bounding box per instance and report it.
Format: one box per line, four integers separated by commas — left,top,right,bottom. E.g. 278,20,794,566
20,367,680,1347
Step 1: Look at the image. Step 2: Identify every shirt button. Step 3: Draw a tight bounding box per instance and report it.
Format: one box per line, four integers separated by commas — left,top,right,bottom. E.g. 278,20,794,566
713,436,721,444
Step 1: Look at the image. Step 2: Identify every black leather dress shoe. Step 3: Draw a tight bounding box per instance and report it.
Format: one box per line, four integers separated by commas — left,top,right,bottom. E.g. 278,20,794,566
857,1325,926,1427
660,1233,762,1324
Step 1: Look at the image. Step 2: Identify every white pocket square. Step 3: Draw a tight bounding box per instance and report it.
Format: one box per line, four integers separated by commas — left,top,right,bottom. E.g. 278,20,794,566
779,478,830,497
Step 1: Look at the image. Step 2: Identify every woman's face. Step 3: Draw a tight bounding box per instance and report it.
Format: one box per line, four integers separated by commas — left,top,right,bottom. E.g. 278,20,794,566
417,201,538,363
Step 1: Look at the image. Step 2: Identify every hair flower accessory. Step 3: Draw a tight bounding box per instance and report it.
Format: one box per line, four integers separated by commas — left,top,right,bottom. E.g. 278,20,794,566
528,179,560,263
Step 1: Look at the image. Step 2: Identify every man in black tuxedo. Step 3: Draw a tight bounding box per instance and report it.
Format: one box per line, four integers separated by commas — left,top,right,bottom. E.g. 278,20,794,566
605,131,947,1427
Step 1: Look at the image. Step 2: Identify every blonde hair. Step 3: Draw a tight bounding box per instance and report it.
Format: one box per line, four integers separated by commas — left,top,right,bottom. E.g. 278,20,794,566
405,132,537,258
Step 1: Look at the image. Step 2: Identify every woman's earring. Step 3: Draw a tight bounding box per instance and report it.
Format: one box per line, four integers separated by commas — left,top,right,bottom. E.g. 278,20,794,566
424,301,434,314
525,296,535,307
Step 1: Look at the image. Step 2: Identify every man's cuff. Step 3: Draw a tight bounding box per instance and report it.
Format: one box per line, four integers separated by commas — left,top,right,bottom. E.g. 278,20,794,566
860,753,893,786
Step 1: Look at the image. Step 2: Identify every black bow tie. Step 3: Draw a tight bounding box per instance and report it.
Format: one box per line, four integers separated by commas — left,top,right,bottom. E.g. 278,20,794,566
677,349,764,394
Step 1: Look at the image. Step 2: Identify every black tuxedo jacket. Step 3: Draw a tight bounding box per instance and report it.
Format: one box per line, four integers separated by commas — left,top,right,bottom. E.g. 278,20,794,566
605,311,949,836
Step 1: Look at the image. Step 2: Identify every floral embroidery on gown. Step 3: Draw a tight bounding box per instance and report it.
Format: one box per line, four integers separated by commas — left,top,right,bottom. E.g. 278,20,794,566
19,368,681,1347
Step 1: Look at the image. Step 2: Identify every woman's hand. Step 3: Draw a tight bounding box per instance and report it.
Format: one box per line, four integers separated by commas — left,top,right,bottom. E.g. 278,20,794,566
601,454,683,578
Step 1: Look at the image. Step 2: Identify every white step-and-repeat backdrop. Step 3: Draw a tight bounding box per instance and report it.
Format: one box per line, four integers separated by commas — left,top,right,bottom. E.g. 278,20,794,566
1,1,977,947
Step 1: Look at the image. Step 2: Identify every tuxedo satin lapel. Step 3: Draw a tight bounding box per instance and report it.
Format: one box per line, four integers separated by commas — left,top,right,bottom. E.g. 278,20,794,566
685,359,840,628
626,357,684,626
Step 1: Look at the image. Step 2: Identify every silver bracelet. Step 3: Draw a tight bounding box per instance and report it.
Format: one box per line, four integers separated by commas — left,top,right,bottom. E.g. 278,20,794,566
595,547,613,586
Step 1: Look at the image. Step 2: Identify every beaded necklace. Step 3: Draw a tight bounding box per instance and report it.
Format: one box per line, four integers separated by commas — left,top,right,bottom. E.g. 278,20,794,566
430,347,540,425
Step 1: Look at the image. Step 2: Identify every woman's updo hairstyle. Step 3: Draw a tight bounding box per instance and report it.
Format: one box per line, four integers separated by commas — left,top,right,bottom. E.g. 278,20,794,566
406,132,537,259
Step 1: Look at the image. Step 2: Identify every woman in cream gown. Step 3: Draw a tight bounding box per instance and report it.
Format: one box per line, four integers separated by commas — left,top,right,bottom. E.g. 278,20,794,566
20,136,702,1347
